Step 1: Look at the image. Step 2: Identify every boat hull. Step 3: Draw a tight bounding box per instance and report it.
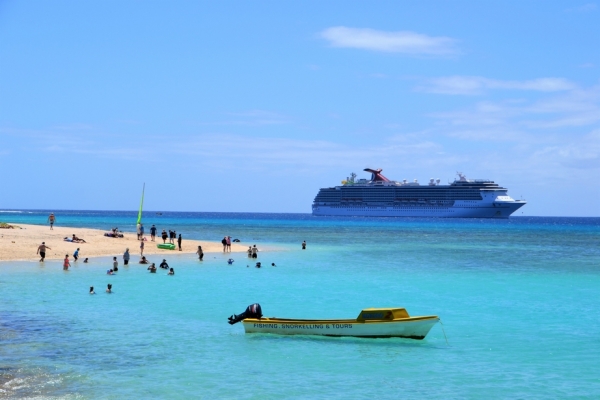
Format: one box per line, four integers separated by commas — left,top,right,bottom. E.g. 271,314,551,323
242,316,439,339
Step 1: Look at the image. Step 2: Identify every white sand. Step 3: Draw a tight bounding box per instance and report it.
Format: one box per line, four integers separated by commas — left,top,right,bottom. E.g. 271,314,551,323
0,223,245,262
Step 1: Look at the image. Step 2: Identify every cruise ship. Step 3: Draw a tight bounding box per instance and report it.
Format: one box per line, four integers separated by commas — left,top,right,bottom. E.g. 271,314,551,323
312,168,526,218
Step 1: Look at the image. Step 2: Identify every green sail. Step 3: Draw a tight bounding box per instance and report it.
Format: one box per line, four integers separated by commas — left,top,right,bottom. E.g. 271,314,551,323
137,183,145,225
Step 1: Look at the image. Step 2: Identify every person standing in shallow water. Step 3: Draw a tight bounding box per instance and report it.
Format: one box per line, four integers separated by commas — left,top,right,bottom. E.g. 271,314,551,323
302,241,306,250
112,257,119,272
196,246,204,261
63,254,71,270
123,248,130,265
48,213,55,230
177,234,182,251
140,240,145,256
73,248,80,262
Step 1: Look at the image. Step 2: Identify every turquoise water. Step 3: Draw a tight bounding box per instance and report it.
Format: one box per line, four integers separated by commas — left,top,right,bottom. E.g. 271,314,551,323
1,211,600,398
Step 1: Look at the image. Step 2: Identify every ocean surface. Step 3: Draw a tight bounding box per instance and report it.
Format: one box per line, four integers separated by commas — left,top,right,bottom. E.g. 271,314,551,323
1,210,599,399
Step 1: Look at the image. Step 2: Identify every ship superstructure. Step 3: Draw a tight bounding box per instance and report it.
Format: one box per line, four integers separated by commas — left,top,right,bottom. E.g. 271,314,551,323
312,168,526,218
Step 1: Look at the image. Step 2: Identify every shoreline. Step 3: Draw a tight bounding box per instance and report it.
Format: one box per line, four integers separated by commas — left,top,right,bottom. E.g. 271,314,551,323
0,223,248,262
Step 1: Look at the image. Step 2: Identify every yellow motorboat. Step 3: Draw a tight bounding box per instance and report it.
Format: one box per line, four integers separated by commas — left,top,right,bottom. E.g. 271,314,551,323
242,307,439,340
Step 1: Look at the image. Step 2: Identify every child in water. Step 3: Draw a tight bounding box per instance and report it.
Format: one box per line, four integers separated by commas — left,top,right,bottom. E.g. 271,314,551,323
89,286,95,294
106,284,112,293
168,268,175,275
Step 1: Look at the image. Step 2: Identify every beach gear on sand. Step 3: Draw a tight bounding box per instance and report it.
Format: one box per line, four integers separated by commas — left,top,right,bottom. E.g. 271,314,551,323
157,243,176,250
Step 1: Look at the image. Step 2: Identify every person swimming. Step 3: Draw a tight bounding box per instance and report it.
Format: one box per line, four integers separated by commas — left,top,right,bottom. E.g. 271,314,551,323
83,258,89,263
271,263,276,267
255,262,261,268
228,258,234,265
89,286,95,294
148,263,157,273
106,284,112,293
139,256,149,264
168,267,175,275
107,269,114,275
159,259,169,269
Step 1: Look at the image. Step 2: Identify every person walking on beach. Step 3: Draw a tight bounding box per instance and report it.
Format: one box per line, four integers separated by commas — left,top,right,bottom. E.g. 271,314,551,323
123,248,130,265
140,240,145,256
196,246,204,261
168,230,174,244
37,242,50,262
73,248,80,262
226,236,231,252
140,224,145,240
48,213,55,230
221,237,227,252
161,230,168,243
177,234,182,251
302,241,306,250
63,254,71,270
112,257,119,272
136,223,141,240
150,225,157,241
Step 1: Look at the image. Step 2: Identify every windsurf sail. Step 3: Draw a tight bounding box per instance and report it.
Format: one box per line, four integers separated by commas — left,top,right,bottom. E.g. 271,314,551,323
137,183,145,225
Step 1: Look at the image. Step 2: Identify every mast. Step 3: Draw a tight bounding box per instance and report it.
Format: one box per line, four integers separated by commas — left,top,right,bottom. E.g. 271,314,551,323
137,183,145,225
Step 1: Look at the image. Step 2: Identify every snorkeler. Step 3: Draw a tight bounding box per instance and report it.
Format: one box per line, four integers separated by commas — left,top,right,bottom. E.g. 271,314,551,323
228,303,262,325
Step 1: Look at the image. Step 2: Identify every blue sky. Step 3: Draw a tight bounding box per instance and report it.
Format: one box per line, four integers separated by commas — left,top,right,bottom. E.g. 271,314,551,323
1,1,599,215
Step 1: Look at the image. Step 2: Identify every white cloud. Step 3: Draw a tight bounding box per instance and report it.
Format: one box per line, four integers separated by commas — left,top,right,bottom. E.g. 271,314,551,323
320,26,458,55
419,76,576,95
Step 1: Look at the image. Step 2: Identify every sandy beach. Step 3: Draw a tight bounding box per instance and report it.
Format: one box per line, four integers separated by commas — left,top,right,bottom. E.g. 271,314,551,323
0,223,245,262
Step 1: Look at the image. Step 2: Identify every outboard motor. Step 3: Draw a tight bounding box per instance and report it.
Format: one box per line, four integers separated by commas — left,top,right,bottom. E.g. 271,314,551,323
228,303,262,325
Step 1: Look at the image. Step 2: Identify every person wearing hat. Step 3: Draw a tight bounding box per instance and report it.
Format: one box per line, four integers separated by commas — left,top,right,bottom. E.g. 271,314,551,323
159,259,169,269
123,248,130,265
37,242,51,262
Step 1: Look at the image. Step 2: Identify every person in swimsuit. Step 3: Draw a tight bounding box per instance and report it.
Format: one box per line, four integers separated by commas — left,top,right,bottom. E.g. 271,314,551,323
222,237,227,252
48,213,55,230
226,236,231,252
247,246,252,258
196,246,204,261
139,256,148,264
89,286,96,294
37,242,50,262
168,267,175,275
63,254,71,270
112,257,119,272
106,284,112,293
148,263,157,273
177,234,182,251
159,259,169,269
252,245,258,259
73,248,80,261
150,225,157,241
161,230,168,243
140,240,145,256
123,248,130,265
83,258,89,263
302,241,306,250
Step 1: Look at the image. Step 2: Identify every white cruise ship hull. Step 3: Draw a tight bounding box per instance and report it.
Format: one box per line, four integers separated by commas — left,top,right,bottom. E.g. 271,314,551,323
313,201,526,218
